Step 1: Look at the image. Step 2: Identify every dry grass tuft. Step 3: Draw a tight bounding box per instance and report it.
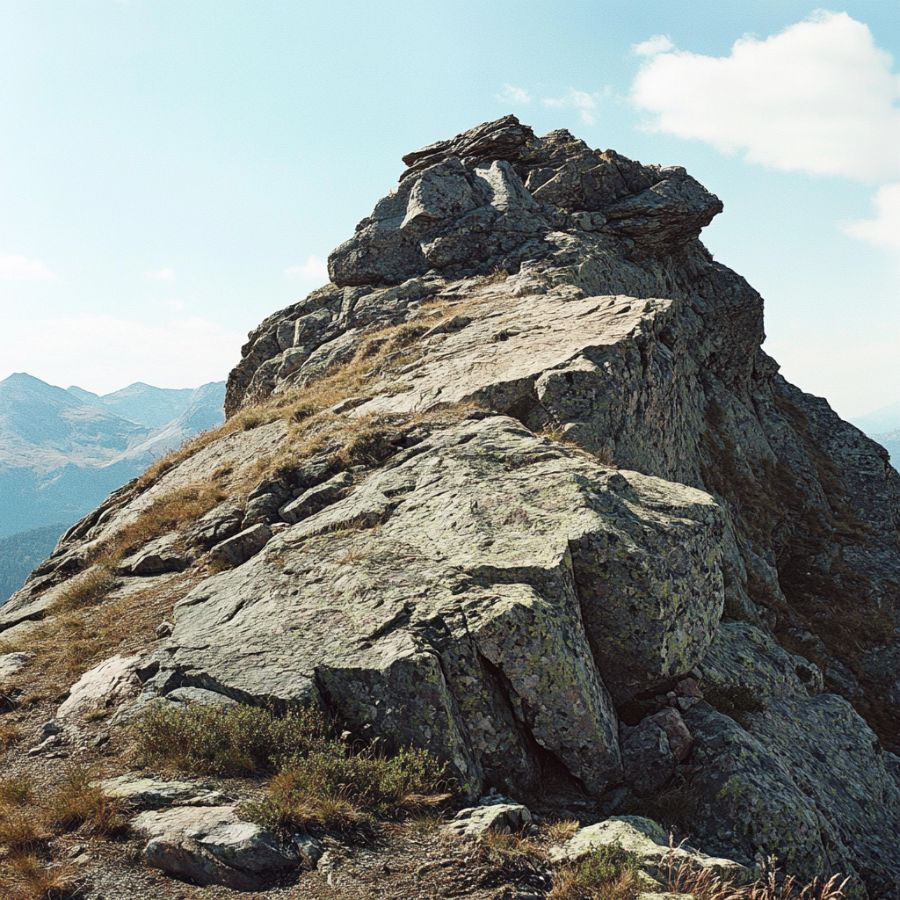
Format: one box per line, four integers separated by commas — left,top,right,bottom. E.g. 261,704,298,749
543,818,580,843
663,850,850,900
549,845,643,899
0,853,76,900
0,768,118,899
479,829,545,863
97,482,227,568
0,720,21,751
53,565,117,613
44,767,126,837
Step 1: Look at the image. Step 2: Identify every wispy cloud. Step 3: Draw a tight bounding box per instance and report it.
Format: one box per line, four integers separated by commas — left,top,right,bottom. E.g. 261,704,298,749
285,254,329,282
496,84,531,105
630,12,900,257
145,266,176,282
632,34,674,57
542,88,609,125
844,184,900,253
0,254,54,281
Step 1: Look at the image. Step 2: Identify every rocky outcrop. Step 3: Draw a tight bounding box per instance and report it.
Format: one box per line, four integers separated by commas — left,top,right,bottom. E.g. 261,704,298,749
6,117,898,896
140,416,723,798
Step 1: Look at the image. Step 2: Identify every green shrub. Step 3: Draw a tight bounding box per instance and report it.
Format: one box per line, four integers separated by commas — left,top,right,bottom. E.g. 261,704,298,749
131,701,451,833
130,702,333,776
242,745,449,835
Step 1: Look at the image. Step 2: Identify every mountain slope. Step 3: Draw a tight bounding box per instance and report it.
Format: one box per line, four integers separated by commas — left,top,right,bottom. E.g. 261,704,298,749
75,382,197,430
0,524,65,603
0,376,225,574
873,429,899,463
1,118,897,897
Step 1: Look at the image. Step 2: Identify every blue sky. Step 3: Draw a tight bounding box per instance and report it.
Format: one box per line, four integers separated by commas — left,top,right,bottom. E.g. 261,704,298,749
0,2,897,419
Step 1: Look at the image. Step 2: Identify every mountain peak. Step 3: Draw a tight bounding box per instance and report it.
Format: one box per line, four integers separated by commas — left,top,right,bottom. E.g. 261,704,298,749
327,116,721,289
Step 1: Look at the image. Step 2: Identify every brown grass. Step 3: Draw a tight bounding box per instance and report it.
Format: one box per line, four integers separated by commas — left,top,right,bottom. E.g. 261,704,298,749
52,565,117,613
135,293,487,495
549,846,643,900
0,720,20,751
0,574,190,697
543,818,580,843
0,768,121,900
43,768,126,836
663,848,850,900
0,854,76,900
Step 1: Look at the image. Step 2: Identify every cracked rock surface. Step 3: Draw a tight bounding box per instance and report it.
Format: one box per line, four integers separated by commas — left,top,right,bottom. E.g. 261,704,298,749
5,116,899,897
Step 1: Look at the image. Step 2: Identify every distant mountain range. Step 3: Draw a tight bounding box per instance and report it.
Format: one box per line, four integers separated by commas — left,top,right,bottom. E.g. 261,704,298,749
0,373,225,601
852,401,900,464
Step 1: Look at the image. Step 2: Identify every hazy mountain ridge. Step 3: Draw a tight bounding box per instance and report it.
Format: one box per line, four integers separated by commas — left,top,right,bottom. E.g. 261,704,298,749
851,401,899,464
0,374,225,599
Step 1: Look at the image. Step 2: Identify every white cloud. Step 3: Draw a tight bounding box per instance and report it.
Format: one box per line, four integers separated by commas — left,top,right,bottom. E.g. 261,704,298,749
0,314,243,393
285,254,329,282
0,254,54,281
844,183,900,252
542,88,609,125
496,84,531,105
632,34,674,57
145,266,176,281
631,11,900,182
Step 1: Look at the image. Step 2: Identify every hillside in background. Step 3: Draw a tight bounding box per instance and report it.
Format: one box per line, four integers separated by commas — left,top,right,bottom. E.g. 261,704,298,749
853,401,899,464
0,374,225,601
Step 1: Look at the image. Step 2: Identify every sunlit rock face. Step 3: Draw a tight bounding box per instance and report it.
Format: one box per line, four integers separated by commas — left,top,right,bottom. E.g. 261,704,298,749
12,117,899,896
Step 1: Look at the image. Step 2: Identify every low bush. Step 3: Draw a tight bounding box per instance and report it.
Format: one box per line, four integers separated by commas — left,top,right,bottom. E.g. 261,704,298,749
130,702,333,776
131,701,451,835
244,745,449,835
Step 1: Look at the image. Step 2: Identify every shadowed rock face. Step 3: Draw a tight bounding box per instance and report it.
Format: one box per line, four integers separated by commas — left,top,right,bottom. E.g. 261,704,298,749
8,118,899,896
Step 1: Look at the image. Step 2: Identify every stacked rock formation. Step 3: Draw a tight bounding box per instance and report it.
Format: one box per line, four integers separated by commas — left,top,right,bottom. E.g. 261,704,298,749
4,117,898,896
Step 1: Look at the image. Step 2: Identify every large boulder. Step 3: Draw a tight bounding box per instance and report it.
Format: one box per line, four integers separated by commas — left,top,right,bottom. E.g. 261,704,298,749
146,415,724,799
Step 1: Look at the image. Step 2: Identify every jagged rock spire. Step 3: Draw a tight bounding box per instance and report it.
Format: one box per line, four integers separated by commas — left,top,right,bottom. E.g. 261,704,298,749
328,116,722,287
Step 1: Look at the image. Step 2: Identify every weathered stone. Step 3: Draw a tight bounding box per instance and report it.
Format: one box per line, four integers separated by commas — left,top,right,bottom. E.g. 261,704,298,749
208,524,272,568
0,651,31,682
622,719,676,797
444,802,532,839
551,816,750,884
132,805,297,890
119,535,189,576
57,654,142,720
279,471,354,524
647,708,693,763
101,775,227,809
186,502,244,550
148,417,725,799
